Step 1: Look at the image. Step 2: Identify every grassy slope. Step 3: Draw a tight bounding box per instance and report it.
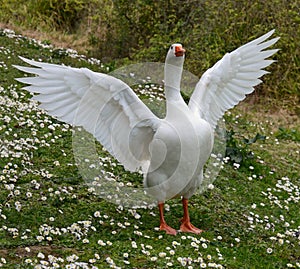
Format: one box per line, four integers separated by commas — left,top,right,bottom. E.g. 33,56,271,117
0,28,299,269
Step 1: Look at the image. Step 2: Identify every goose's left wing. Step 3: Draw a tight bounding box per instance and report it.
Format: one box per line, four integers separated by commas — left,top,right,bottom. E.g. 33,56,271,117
14,57,161,172
188,30,279,130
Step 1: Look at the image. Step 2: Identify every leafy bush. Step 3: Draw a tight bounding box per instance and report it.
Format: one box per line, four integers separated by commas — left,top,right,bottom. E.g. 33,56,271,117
0,0,102,32
29,0,88,32
225,130,266,166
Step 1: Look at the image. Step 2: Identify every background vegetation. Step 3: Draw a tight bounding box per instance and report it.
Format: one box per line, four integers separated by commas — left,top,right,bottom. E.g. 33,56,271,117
0,0,299,108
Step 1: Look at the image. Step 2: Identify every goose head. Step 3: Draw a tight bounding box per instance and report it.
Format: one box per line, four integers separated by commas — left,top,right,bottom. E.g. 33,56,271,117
165,43,185,67
164,44,186,101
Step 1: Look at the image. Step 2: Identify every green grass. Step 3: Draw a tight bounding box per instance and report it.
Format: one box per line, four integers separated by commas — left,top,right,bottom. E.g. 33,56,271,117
0,28,299,269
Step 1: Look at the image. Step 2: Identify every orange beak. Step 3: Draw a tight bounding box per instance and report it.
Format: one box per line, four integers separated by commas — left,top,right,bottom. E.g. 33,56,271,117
175,46,185,57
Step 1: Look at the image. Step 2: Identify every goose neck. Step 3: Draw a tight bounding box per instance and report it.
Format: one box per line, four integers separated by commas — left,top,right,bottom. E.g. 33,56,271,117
164,63,183,102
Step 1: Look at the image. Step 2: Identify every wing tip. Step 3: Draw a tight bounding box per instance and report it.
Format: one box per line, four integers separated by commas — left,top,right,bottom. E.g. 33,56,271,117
267,29,276,36
15,77,33,85
12,65,24,76
17,56,44,68
13,64,32,73
262,29,277,40
18,56,30,63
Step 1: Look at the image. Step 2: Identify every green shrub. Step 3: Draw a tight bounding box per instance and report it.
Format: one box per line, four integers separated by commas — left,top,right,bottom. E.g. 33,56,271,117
0,0,101,33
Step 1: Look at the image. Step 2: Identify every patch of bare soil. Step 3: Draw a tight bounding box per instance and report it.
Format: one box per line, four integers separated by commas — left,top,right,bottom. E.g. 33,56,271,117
0,22,91,54
238,96,299,131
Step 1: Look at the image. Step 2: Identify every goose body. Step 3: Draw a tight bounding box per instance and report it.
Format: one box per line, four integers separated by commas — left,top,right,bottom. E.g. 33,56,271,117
145,102,213,200
14,30,279,235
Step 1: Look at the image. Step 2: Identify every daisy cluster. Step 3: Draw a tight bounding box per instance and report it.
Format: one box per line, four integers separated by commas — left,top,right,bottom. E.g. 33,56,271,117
226,112,300,268
136,80,165,102
37,213,226,268
134,80,166,118
0,82,71,176
244,176,300,254
0,28,105,68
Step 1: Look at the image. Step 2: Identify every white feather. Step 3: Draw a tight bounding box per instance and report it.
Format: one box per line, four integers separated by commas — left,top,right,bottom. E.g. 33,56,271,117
189,30,279,129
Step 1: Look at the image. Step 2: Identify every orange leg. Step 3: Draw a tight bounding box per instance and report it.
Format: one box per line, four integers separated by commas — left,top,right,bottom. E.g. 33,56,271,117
158,202,177,235
180,198,203,234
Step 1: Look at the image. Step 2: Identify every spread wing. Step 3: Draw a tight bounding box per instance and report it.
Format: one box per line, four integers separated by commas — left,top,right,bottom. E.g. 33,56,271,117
14,57,161,172
188,30,279,129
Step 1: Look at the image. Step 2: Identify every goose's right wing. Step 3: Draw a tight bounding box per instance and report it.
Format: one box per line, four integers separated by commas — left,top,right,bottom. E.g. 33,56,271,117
14,57,161,172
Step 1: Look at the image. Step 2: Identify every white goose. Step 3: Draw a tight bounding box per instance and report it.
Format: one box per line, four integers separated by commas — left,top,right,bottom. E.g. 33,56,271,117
14,30,279,235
